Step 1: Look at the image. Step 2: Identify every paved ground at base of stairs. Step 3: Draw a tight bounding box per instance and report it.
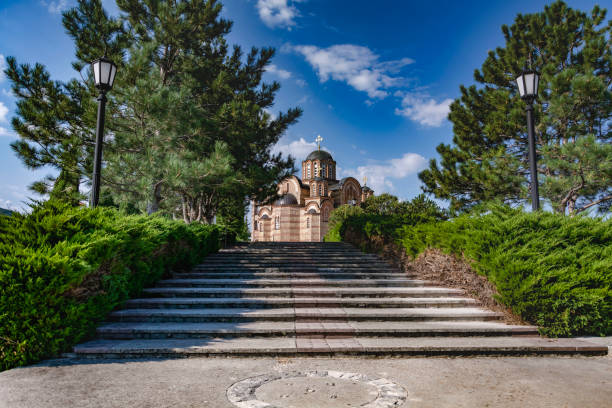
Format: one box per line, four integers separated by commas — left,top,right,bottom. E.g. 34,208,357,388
0,340,609,408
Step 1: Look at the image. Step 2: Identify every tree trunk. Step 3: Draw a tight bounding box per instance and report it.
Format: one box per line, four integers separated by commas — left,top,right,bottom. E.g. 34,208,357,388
147,182,163,215
181,195,188,223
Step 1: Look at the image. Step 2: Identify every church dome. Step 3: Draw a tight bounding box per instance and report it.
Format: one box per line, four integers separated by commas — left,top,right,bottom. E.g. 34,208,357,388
275,193,298,206
306,149,333,161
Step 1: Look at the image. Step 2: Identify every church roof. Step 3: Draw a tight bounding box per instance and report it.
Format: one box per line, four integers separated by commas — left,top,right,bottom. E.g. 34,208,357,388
275,193,298,206
305,149,333,161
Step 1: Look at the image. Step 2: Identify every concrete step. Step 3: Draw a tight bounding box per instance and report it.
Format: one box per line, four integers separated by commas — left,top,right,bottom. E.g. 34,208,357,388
218,248,358,253
95,321,538,339
73,336,608,358
202,257,382,262
194,264,392,270
107,307,503,323
155,278,426,288
216,251,365,255
73,242,610,360
196,259,389,268
205,254,381,260
173,272,411,279
141,287,465,298
230,250,359,252
191,266,401,273
123,296,478,309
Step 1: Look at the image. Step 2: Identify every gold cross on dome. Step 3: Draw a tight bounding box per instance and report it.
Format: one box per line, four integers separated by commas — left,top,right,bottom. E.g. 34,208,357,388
363,176,367,186
315,135,323,150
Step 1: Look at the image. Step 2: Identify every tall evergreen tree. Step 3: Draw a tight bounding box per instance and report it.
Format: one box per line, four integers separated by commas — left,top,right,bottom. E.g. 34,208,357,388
419,1,611,214
5,60,94,204
62,0,300,219
6,0,300,221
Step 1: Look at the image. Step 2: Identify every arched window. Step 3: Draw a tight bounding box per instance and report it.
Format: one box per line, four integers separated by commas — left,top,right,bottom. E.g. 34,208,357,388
322,163,326,178
323,208,329,222
319,184,323,196
275,216,280,230
254,220,258,230
306,218,310,228
307,163,311,178
314,162,318,177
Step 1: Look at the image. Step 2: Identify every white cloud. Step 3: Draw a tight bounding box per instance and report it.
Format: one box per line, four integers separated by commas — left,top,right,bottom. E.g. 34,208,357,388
266,64,292,79
0,102,9,122
0,183,33,212
42,0,69,14
262,108,278,122
294,44,413,99
271,136,329,160
341,153,427,193
295,79,306,87
395,94,452,127
0,198,19,212
0,126,12,137
256,0,302,30
0,54,5,83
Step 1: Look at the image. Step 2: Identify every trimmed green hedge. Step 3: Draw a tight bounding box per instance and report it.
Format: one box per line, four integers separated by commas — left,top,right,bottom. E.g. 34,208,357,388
327,206,611,337
0,202,222,370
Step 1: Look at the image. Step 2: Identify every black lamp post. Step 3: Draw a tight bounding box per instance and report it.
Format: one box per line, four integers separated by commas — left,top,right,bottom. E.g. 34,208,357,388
516,70,540,211
89,56,117,207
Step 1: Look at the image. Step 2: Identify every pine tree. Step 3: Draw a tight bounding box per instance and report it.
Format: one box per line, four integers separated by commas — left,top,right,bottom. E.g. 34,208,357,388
6,0,301,220
419,1,611,214
62,0,301,220
5,59,94,204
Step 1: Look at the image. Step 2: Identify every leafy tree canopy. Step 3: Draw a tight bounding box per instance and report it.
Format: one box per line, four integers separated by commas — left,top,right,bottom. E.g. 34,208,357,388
5,0,301,224
419,1,611,215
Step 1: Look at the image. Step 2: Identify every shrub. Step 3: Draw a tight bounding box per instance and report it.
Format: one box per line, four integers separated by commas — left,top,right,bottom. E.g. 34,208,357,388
325,204,364,242
327,204,612,337
0,201,222,370
326,194,447,242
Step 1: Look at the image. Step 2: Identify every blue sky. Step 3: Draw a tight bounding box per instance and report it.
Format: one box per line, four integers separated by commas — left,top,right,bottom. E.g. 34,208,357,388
0,0,606,210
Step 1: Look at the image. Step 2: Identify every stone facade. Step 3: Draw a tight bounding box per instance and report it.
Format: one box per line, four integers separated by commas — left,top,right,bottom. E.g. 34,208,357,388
252,148,374,242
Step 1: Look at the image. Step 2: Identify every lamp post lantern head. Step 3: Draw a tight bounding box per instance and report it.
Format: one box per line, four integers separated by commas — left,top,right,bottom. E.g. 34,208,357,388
516,70,539,102
91,56,117,92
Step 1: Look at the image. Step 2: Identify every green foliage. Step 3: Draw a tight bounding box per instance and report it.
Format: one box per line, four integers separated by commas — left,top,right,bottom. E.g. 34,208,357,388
330,204,612,337
61,0,301,219
325,194,447,242
6,0,300,226
359,193,401,215
325,204,364,242
419,1,612,214
216,196,250,242
5,58,94,204
0,201,222,371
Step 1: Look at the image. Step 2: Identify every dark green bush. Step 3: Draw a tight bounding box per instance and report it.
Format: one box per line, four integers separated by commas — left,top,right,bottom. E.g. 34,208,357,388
327,205,611,337
0,201,222,370
326,194,447,242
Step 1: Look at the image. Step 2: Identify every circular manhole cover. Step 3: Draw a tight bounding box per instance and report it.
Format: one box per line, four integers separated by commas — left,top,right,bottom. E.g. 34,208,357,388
227,370,407,408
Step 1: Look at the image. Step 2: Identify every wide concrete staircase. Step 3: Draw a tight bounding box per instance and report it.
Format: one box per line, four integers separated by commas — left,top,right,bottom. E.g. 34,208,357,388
74,242,607,358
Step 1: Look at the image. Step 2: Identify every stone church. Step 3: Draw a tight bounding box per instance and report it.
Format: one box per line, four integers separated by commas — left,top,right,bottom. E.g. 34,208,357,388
251,138,374,242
